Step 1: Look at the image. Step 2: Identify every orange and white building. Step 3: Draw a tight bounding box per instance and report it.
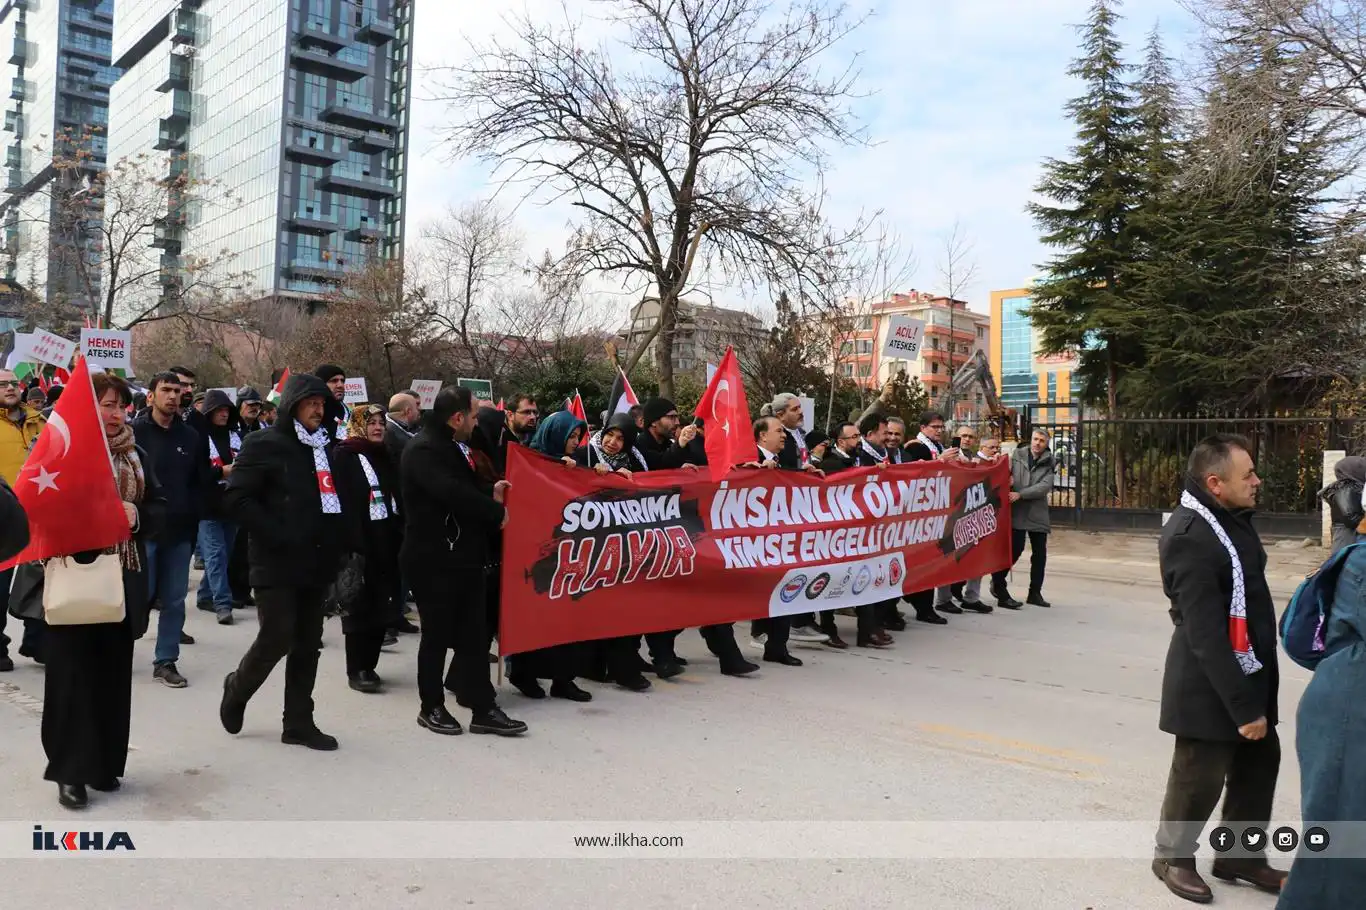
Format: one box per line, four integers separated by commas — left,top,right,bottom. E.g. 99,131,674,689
835,291,991,406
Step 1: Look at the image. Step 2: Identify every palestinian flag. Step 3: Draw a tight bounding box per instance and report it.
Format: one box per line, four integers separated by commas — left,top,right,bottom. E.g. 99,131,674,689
267,367,290,405
607,366,639,417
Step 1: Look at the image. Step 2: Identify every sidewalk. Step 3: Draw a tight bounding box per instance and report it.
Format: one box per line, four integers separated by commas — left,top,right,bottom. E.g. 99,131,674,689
1041,528,1325,592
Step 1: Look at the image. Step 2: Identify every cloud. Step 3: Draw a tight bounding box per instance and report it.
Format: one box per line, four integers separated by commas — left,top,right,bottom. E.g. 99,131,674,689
409,0,1195,318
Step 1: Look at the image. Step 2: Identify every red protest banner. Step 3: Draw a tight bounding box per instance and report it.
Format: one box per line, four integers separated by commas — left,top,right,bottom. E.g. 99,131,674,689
498,446,1014,654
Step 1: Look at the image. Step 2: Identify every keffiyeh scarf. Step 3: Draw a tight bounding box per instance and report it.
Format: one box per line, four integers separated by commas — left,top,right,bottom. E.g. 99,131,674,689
588,430,648,472
295,420,342,514
357,453,395,521
860,439,887,464
1179,489,1262,675
915,432,942,456
786,427,808,464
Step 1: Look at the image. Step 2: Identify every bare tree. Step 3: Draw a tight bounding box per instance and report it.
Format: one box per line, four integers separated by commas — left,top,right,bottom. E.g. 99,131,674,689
433,0,872,397
933,218,979,416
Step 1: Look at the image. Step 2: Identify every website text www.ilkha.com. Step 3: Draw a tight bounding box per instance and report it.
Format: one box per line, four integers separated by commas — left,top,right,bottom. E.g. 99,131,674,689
573,832,685,849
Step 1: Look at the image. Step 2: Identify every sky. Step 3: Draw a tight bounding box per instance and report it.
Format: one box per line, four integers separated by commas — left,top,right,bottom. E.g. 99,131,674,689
406,0,1200,320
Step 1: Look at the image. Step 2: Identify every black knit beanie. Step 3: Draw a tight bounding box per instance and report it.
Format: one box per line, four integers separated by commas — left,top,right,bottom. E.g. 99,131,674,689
642,397,676,429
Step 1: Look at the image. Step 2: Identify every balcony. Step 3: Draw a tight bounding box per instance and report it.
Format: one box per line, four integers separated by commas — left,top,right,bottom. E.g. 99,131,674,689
287,257,346,283
355,18,395,45
64,38,111,62
347,219,385,242
9,32,26,66
157,54,191,92
319,103,397,132
284,137,345,166
171,8,196,46
8,78,26,102
350,130,394,152
165,88,191,124
318,171,396,199
5,146,20,170
297,22,348,52
288,45,367,82
4,112,22,137
59,78,107,102
6,167,22,191
151,218,182,253
286,211,336,235
154,120,186,151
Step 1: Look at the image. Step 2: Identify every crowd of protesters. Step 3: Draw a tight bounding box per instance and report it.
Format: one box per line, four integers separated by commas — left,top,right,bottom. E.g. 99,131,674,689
0,364,1057,811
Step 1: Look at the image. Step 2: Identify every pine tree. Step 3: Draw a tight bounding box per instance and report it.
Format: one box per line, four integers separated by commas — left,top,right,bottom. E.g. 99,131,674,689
1028,0,1145,411
1122,36,1362,411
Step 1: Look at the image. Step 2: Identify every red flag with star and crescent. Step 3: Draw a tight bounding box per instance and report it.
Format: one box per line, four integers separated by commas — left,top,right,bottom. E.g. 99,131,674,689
694,345,751,481
1,356,129,570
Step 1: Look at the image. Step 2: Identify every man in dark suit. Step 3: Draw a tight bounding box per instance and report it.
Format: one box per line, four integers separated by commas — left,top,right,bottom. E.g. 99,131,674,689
748,416,805,667
1152,434,1285,903
400,385,525,738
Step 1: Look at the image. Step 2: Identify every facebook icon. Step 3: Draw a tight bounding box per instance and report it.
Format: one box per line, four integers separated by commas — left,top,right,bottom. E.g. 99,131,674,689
1208,826,1236,853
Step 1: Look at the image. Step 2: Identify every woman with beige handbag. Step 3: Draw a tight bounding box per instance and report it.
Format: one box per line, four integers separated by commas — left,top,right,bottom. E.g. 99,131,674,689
42,372,165,810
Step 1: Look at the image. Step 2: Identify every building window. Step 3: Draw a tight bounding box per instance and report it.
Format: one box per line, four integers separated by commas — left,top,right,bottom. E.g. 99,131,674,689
931,362,939,374
977,326,985,339
930,337,939,350
841,363,854,377
860,315,872,331
856,339,873,354
857,364,871,377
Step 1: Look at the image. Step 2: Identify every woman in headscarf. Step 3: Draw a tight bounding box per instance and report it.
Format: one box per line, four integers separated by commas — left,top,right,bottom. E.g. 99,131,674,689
43,372,165,809
506,410,594,702
333,404,403,693
572,413,658,692
1320,456,1366,555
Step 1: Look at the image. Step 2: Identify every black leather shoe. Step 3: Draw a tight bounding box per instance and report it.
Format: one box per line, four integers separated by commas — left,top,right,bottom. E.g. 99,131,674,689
393,618,420,634
720,659,760,676
90,778,120,793
653,659,684,680
348,670,382,693
381,631,399,648
1027,591,1052,608
616,674,652,692
937,601,964,615
960,600,994,614
764,652,803,667
180,630,195,645
469,706,528,736
995,588,1023,609
915,611,949,625
58,783,88,810
281,727,339,751
883,614,907,632
510,676,546,699
550,680,593,702
417,705,463,735
219,672,245,735
673,655,689,666
1210,861,1286,894
1152,859,1212,904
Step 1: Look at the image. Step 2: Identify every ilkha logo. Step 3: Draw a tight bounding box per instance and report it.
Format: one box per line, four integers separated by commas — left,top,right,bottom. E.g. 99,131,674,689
32,825,135,852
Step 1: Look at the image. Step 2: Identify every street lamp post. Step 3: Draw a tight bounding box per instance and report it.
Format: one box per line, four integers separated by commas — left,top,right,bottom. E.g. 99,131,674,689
382,340,396,395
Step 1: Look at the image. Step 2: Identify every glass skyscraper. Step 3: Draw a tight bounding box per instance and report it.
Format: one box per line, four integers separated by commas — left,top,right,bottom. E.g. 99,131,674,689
107,0,413,309
0,0,115,327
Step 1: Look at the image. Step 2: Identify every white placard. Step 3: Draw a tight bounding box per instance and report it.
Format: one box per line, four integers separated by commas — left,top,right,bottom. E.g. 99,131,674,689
80,328,132,372
209,387,238,405
881,316,926,361
798,395,816,434
410,379,441,410
343,377,369,404
14,329,76,369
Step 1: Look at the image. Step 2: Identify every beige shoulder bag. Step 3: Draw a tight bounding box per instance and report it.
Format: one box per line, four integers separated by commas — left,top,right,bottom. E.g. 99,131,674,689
42,554,126,625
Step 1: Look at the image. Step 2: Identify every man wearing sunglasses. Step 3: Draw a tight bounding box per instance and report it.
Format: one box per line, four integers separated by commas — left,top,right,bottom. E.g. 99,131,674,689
0,369,46,670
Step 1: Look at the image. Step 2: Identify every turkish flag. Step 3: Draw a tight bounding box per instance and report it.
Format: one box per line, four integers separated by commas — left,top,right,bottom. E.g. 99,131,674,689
567,390,587,422
1,356,130,570
694,345,751,481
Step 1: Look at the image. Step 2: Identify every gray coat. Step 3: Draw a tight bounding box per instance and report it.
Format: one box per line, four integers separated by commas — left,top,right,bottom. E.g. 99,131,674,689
1010,445,1055,532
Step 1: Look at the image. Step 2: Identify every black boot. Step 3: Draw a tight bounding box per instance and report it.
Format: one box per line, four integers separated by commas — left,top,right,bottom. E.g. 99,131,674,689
57,783,88,810
470,705,528,736
1027,590,1052,608
348,670,382,693
550,680,593,702
281,726,339,751
993,584,1023,610
720,657,760,676
220,672,246,735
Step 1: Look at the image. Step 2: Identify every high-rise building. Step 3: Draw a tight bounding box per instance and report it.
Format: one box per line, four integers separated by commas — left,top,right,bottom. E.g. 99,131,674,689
0,0,116,328
988,286,1080,411
107,0,414,312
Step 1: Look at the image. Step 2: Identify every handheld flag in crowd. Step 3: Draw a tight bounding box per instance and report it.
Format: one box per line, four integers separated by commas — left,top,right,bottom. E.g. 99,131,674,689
267,367,291,405
567,389,587,422
0,356,130,571
607,366,639,417
694,345,750,481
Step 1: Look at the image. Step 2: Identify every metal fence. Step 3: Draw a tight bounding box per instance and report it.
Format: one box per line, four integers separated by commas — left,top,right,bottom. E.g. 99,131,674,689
1017,405,1359,538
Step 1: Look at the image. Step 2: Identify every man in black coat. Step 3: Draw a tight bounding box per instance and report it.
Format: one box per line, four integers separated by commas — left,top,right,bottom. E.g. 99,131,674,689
218,373,349,751
1152,434,1285,903
313,364,349,440
134,371,208,688
384,390,420,465
402,385,525,738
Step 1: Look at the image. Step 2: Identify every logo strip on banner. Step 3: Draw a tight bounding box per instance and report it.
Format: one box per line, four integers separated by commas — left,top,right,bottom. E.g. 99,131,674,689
498,447,1013,654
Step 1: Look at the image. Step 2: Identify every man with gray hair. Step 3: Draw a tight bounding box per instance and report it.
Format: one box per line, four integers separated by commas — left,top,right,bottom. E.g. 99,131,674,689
384,390,421,466
991,429,1056,609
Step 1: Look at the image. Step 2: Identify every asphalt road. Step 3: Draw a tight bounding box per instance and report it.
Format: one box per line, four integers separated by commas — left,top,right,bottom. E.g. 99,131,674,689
0,556,1308,910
